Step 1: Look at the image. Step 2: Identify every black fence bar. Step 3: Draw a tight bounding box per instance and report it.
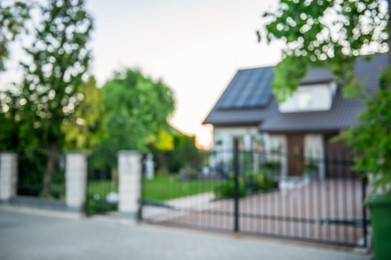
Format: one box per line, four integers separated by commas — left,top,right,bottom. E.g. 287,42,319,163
233,138,240,233
362,176,368,248
140,147,367,248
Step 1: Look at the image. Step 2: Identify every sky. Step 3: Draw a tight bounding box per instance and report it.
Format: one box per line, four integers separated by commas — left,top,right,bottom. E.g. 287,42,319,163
1,0,283,149
86,0,283,148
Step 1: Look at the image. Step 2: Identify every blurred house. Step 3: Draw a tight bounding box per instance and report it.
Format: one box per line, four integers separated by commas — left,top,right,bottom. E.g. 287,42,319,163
204,54,387,178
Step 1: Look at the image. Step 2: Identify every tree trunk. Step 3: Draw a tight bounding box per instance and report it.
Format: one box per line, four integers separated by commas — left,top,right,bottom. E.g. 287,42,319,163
43,144,57,198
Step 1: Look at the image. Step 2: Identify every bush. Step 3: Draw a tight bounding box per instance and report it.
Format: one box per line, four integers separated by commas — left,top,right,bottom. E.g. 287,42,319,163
245,173,274,193
262,160,281,176
214,173,275,200
214,179,246,200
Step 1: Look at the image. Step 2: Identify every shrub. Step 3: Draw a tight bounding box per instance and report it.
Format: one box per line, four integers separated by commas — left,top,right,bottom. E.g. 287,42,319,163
214,179,246,200
245,173,274,193
214,172,275,200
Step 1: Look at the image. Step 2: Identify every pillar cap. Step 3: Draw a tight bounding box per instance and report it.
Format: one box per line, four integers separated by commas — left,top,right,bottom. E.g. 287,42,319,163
65,151,87,155
117,150,142,156
0,152,18,156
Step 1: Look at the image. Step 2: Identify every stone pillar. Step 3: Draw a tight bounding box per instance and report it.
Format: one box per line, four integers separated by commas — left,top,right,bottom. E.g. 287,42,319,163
0,153,18,201
65,153,87,211
118,151,142,218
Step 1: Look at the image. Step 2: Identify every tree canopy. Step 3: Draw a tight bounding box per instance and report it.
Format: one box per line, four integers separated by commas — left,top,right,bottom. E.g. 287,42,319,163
62,76,106,151
261,0,389,100
261,0,391,193
0,0,31,71
102,69,175,152
16,0,93,196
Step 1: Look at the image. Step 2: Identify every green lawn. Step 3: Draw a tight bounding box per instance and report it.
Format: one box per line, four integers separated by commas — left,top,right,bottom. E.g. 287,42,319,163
143,175,226,201
86,180,118,215
85,175,226,210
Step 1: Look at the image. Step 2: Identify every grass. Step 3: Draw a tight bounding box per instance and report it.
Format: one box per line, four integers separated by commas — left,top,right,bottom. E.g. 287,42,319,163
143,175,226,201
85,174,226,214
86,180,117,215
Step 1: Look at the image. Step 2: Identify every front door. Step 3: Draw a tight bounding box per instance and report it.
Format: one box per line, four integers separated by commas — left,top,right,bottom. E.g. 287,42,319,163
324,134,354,178
287,134,304,176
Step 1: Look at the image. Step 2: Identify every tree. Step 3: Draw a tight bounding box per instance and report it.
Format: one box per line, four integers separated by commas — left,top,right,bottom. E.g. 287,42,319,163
0,0,31,71
62,76,106,151
261,0,391,194
18,0,93,196
152,128,201,175
261,0,388,100
102,69,175,152
0,1,31,150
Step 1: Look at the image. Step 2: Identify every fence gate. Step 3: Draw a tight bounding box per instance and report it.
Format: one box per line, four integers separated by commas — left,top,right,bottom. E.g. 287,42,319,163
85,150,118,215
140,139,368,248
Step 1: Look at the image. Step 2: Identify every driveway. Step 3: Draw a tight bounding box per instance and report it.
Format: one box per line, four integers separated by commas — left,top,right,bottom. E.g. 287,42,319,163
0,206,370,260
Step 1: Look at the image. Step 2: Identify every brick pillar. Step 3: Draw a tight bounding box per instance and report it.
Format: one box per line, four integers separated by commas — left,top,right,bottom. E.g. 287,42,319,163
65,153,87,212
0,153,18,201
118,151,142,218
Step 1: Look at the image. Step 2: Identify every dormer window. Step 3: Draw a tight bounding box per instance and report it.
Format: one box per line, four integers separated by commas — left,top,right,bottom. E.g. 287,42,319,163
279,82,337,113
297,90,312,110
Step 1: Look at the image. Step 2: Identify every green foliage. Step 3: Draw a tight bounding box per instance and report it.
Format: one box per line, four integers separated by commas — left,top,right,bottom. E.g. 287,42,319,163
261,0,391,195
345,66,391,193
0,91,22,151
143,175,224,201
263,160,281,173
154,130,200,173
214,179,246,200
247,173,274,192
214,173,274,200
86,180,118,215
0,0,31,71
62,76,106,151
18,0,93,148
261,0,388,101
1,0,94,196
102,69,175,152
154,130,175,151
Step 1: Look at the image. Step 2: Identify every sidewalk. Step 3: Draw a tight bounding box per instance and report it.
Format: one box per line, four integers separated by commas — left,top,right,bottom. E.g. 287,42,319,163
0,206,370,260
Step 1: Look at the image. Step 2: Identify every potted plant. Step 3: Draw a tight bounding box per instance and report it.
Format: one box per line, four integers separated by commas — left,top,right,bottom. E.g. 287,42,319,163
345,68,391,259
304,159,318,179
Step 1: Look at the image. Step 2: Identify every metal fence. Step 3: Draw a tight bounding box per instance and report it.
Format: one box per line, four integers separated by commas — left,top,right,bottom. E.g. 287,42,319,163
17,149,65,200
141,140,368,248
85,150,118,215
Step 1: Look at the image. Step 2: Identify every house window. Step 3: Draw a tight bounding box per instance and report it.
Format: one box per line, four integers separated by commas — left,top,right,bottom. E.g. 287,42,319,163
278,82,336,113
297,90,311,110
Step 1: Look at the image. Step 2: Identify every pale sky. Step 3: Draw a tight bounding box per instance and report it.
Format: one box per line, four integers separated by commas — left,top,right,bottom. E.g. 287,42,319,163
86,0,282,148
1,0,283,149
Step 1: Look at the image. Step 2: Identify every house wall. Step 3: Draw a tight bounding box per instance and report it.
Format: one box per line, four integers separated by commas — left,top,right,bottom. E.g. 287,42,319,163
211,127,326,179
211,126,264,175
264,134,325,178
213,126,261,151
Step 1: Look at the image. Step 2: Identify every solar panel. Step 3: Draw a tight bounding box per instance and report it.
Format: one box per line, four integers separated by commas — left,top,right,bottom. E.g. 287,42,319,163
216,67,273,110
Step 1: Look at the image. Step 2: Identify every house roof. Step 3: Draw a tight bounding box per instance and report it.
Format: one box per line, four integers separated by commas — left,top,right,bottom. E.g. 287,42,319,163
203,54,388,131
203,67,274,126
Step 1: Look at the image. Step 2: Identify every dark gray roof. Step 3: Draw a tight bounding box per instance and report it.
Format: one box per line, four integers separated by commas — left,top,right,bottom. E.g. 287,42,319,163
300,68,333,84
203,54,388,131
259,88,362,132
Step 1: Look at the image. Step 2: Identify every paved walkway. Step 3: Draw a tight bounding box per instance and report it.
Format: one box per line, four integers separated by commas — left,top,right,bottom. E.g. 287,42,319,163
0,206,370,260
